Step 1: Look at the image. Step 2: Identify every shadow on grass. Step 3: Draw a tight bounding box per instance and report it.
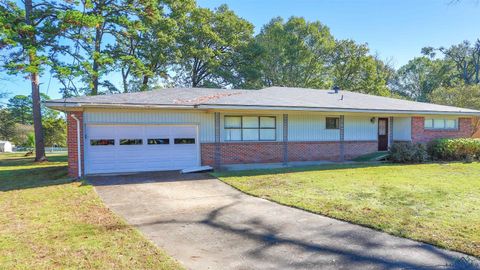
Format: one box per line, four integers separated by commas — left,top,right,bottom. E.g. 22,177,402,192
0,165,72,191
213,161,476,178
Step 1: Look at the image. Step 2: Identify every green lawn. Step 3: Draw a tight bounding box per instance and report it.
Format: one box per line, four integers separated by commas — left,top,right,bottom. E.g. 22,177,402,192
215,162,480,257
0,153,183,269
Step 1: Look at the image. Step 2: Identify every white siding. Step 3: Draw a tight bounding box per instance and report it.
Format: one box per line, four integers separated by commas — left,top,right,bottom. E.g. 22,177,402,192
84,109,215,143
344,116,377,141
288,113,339,141
393,117,412,141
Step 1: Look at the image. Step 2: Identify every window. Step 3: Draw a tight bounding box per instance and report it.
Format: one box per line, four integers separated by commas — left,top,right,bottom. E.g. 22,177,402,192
90,139,114,146
147,138,169,145
424,118,458,130
120,139,143,145
326,117,340,129
224,116,276,141
174,138,195,144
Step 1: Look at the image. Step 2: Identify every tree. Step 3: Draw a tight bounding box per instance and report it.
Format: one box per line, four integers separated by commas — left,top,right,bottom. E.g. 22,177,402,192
7,95,32,124
51,0,124,96
0,0,62,161
331,40,390,96
112,0,194,92
43,116,66,147
0,108,16,140
422,40,480,85
392,57,454,101
244,17,335,88
429,84,480,135
173,5,254,87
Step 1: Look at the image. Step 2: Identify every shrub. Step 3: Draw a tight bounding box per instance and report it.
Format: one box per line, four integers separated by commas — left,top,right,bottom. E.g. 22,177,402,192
427,138,480,161
389,142,429,163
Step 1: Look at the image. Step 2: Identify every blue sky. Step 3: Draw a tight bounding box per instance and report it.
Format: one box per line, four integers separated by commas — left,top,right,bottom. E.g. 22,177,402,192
1,0,479,102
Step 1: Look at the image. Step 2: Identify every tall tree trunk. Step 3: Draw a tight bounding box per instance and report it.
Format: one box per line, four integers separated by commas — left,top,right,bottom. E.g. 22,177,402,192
142,75,149,91
25,0,46,162
92,27,102,95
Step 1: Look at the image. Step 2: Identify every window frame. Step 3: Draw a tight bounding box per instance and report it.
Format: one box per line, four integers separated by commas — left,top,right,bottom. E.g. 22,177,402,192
147,138,170,145
224,115,277,141
424,118,458,131
325,117,340,130
119,139,143,146
90,139,115,146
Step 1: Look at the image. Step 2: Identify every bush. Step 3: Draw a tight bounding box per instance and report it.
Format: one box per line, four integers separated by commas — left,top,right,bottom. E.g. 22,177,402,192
389,142,429,163
427,138,480,161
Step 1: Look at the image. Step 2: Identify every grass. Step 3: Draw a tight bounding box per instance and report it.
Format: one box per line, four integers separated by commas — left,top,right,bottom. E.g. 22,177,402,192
215,162,480,257
0,153,183,269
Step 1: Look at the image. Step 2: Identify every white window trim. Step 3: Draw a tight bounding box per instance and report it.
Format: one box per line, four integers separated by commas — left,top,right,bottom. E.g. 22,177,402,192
224,115,277,141
424,118,459,131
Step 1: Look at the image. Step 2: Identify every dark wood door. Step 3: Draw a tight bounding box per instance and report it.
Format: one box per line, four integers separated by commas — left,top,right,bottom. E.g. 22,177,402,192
378,118,389,151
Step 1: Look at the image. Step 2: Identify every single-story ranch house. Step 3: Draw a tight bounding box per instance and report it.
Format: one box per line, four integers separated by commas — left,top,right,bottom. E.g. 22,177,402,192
45,87,480,177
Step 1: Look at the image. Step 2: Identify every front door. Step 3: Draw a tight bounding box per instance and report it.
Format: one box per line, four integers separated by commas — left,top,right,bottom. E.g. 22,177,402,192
378,118,389,151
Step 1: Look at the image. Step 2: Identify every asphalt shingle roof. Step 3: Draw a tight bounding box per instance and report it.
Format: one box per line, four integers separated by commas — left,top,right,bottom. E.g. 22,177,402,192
45,86,480,115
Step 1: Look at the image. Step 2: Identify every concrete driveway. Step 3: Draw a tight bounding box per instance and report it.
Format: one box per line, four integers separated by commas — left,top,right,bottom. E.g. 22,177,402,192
89,172,479,270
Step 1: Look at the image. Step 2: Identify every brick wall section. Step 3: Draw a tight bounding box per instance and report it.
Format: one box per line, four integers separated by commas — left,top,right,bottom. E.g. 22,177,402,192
201,141,377,165
411,117,473,143
67,112,84,178
344,141,378,159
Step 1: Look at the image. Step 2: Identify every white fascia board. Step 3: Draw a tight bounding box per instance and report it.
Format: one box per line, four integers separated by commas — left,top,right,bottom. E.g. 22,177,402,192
44,102,196,111
196,105,480,116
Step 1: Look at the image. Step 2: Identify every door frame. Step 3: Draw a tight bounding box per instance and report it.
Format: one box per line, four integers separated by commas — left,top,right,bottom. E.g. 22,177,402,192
377,118,389,151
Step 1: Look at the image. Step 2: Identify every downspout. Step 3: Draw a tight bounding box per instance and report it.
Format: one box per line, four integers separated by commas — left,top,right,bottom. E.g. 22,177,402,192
71,114,82,178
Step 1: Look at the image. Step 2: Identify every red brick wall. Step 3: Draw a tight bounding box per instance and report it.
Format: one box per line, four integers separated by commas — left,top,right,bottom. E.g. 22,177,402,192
67,112,84,178
344,141,378,159
288,141,341,161
411,117,473,143
202,142,283,165
201,141,378,165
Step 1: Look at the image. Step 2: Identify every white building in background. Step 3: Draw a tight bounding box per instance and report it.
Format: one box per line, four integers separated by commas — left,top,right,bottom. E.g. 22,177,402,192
0,141,13,153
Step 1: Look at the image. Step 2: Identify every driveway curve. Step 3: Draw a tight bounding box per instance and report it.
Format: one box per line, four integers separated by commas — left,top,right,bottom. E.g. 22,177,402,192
89,172,479,270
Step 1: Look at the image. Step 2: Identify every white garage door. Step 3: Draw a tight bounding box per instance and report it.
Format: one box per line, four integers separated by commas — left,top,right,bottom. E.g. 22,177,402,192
85,124,199,174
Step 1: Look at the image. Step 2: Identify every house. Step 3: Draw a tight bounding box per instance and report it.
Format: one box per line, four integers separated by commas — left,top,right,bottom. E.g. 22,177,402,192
0,141,13,153
45,87,480,177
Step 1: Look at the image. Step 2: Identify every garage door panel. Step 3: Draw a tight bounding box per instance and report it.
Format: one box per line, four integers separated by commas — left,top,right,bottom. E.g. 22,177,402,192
85,124,199,174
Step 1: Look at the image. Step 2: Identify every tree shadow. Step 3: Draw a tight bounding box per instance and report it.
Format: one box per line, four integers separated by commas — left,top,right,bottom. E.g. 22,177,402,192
88,171,215,186
0,165,71,191
132,201,479,270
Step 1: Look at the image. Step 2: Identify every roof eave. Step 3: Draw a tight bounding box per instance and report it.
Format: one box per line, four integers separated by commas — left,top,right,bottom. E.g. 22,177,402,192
44,102,197,111
196,104,480,116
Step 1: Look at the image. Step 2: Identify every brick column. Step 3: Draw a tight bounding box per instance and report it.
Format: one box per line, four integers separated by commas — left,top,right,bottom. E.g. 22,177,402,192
282,114,288,165
214,112,221,168
67,111,84,178
339,115,345,161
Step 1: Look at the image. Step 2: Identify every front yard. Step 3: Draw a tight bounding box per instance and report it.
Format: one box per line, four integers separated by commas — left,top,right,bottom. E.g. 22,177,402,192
0,153,182,269
215,162,480,257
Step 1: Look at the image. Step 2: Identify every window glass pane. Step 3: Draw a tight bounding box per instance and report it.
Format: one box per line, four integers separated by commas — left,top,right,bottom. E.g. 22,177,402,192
225,129,242,141
260,117,276,128
120,139,143,145
147,138,169,145
90,139,114,146
445,119,456,129
242,129,259,141
378,119,387,135
243,116,259,128
326,117,339,129
424,119,433,128
174,138,195,144
260,129,275,141
225,116,241,128
433,119,445,129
